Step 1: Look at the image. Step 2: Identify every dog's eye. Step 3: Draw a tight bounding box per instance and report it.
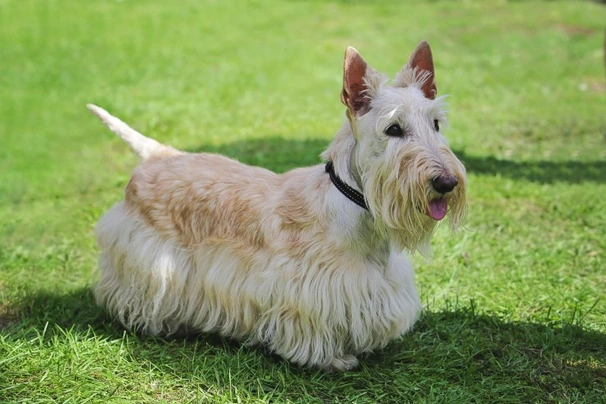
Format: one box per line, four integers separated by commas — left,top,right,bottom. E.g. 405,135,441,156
385,124,404,137
434,120,440,132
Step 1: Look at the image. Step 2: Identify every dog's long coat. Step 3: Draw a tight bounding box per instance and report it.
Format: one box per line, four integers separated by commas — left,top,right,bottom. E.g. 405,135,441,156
90,41,466,370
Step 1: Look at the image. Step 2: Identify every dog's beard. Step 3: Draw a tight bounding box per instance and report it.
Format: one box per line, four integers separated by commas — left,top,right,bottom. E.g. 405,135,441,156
364,157,467,256
372,191,438,256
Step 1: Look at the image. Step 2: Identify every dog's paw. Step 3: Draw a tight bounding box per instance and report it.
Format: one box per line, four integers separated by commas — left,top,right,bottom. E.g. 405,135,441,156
328,354,359,371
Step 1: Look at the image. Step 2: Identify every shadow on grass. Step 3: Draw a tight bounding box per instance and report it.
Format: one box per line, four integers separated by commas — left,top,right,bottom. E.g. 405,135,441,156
190,137,605,184
185,137,330,174
456,150,606,184
4,287,605,401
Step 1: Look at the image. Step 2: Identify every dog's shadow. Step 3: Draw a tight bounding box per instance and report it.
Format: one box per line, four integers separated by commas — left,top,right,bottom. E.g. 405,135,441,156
455,149,606,184
186,137,330,174
188,137,606,184
4,287,605,400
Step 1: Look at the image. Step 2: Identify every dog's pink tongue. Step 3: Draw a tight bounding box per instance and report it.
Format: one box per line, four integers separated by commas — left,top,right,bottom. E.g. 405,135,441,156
427,198,448,221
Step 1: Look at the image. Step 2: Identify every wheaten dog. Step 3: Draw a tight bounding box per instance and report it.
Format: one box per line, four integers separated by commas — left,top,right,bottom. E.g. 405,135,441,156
88,41,466,370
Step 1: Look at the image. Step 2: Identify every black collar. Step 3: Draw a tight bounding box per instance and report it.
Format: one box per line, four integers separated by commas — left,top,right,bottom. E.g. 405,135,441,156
325,161,368,210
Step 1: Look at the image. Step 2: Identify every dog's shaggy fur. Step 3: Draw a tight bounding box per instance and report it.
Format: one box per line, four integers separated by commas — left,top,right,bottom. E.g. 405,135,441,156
88,41,466,370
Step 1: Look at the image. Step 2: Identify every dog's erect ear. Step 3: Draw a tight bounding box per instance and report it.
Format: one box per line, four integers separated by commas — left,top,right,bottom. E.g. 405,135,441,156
341,47,371,116
407,40,437,99
395,41,437,99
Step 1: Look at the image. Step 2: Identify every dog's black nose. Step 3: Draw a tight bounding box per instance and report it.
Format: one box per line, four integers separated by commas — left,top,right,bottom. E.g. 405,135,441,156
432,174,458,194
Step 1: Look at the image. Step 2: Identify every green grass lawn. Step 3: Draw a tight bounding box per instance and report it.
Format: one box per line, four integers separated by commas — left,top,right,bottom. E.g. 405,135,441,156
1,0,605,402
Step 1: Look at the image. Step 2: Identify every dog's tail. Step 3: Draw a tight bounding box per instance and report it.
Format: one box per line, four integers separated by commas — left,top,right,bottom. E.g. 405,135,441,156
87,104,178,160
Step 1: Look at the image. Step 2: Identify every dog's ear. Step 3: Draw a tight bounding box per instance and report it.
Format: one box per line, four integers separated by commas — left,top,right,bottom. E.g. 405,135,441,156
395,41,437,99
341,47,371,116
407,40,437,99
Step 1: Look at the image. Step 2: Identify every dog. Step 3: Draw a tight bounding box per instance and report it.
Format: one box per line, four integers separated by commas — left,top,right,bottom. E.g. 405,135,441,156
87,41,466,371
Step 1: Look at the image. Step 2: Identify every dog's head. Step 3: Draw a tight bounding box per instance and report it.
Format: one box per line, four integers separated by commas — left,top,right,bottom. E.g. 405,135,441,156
334,41,467,254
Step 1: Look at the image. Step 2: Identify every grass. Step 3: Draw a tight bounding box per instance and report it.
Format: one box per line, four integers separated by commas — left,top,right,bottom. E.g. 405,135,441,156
1,0,605,402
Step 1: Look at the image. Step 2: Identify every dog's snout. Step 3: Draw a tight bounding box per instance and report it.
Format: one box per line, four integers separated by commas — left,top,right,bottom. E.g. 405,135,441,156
432,174,458,194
